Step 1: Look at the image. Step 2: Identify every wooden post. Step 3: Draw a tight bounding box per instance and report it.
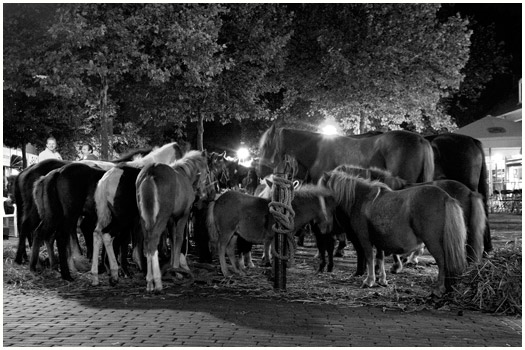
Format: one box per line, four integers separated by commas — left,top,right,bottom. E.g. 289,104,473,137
269,158,295,291
272,173,289,291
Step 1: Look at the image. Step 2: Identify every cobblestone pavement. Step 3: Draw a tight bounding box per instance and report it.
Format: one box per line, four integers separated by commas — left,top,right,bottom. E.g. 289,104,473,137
3,289,521,347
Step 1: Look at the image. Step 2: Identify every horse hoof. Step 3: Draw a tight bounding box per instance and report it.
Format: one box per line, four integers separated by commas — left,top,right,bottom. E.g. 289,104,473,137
109,277,119,286
390,266,402,274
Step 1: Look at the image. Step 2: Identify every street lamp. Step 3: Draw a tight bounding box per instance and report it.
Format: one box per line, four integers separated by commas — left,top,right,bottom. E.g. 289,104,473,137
237,146,250,162
321,124,339,135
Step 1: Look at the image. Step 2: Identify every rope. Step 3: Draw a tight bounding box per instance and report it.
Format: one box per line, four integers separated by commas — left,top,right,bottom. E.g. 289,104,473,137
268,171,296,261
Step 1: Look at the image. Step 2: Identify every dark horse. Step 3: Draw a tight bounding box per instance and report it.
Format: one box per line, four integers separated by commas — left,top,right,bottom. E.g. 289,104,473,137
425,133,491,253
258,124,434,184
31,162,111,280
321,171,467,296
322,165,486,276
13,159,70,265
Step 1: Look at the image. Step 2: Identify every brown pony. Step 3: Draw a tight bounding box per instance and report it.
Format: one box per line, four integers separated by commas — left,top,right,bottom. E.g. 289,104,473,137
136,150,210,292
320,171,467,296
207,185,336,277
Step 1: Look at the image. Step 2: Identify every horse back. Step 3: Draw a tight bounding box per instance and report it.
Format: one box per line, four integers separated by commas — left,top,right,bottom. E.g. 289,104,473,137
213,191,272,243
372,130,434,183
426,133,484,193
57,163,106,216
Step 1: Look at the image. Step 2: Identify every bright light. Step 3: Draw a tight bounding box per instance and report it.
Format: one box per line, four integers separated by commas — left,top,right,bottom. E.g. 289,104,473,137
237,147,250,161
321,124,339,135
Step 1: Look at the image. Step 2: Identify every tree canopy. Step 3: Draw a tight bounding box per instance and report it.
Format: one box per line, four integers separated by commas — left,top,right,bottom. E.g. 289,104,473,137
5,3,509,160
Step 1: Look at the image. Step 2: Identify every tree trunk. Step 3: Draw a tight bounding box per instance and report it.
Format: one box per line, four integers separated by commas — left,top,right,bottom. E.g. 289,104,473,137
196,110,204,151
99,78,111,160
21,145,27,169
359,110,367,134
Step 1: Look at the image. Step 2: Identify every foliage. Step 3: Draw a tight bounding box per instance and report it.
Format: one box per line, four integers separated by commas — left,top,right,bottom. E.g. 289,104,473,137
439,21,511,127
5,4,499,152
3,4,83,160
280,4,471,133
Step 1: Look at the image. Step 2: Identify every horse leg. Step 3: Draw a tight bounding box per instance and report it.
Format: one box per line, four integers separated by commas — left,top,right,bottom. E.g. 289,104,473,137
261,239,272,267
45,237,57,270
334,233,346,257
79,216,95,261
218,237,232,277
170,216,191,272
56,223,74,281
327,236,335,272
391,254,404,273
90,230,103,286
246,251,255,268
151,250,163,292
227,236,243,275
101,233,119,286
314,229,326,273
361,243,376,288
15,215,35,264
29,222,44,272
424,241,447,297
376,250,388,286
145,253,155,292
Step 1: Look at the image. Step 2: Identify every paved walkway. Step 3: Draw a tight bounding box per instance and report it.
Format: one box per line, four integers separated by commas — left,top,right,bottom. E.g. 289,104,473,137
3,289,521,347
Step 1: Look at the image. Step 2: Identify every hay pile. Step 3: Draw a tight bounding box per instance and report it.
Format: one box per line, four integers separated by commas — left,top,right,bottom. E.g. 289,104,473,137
449,243,522,315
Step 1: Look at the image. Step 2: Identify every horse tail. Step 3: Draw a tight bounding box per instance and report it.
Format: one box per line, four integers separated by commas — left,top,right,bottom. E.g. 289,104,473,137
467,192,486,264
94,170,119,230
443,198,467,278
473,138,492,253
136,175,160,254
32,172,60,233
206,201,218,251
420,139,435,183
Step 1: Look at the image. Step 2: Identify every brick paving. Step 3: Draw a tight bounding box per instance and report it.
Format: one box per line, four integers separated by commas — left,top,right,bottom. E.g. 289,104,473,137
3,289,521,347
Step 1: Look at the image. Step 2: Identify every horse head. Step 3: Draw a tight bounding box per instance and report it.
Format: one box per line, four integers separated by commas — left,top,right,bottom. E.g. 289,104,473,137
258,124,281,178
192,151,213,202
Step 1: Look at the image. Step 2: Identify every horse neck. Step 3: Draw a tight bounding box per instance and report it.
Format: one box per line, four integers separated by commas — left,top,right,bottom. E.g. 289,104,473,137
126,144,178,167
292,192,326,226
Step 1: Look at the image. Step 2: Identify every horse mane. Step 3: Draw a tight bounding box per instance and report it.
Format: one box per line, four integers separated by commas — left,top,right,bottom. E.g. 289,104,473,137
294,183,333,199
170,150,207,178
124,142,182,168
259,125,282,165
111,147,153,163
323,171,391,212
334,164,407,190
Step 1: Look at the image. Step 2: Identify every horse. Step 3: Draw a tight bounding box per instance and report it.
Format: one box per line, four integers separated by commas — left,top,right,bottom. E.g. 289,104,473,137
136,150,210,292
258,124,434,184
12,159,71,265
326,165,485,275
425,133,492,253
90,142,185,286
31,162,110,280
206,184,336,277
320,171,467,296
11,147,156,267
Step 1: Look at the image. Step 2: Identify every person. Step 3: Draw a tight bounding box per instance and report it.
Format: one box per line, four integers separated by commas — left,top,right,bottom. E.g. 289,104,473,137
38,137,63,162
80,144,98,160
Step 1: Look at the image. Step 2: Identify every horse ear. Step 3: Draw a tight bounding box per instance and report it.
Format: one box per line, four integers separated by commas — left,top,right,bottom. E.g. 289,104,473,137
293,180,300,189
265,178,273,188
220,151,226,158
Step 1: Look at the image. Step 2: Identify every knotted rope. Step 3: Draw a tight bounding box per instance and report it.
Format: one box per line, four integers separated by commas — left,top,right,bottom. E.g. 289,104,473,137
268,156,296,262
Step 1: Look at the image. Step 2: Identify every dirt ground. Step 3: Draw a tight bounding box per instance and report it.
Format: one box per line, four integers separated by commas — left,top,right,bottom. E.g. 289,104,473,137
3,212,522,314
